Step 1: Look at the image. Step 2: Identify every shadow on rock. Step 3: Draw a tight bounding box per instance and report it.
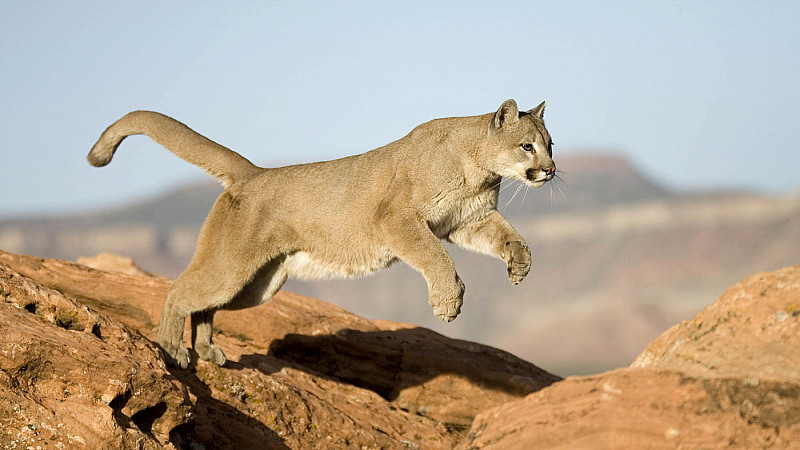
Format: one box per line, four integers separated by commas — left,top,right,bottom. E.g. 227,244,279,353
166,353,290,450
241,326,559,402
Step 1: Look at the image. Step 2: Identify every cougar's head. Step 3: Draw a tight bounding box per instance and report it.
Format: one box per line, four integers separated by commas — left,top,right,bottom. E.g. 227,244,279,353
483,99,556,188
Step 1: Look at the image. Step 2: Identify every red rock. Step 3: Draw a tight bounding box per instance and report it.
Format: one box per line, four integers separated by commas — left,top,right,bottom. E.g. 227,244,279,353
632,265,800,379
14,248,795,449
77,252,167,279
460,265,800,449
0,250,558,448
0,255,192,449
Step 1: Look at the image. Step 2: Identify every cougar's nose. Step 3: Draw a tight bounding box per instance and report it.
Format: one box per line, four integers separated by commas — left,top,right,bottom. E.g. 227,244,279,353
543,166,556,176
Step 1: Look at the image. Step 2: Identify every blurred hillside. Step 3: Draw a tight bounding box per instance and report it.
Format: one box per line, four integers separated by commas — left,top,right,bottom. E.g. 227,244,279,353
2,153,798,375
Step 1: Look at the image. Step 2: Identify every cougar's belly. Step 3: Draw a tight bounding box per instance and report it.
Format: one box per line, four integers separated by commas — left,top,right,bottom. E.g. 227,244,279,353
284,249,396,280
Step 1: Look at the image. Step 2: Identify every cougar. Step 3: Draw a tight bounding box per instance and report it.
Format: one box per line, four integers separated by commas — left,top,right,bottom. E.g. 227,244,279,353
88,99,556,368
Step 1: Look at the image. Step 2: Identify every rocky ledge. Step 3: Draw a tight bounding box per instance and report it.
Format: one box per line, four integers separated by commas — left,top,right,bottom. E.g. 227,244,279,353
0,250,558,449
461,265,800,449
1,249,798,449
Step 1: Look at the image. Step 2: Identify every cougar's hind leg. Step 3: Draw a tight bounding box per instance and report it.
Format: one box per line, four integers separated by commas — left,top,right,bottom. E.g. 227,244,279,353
191,309,226,366
157,193,289,368
187,257,288,368
223,257,288,311
156,284,193,369
156,250,261,368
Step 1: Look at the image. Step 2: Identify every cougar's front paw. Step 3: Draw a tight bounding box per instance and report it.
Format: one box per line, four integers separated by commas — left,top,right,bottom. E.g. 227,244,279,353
433,298,463,322
195,342,227,366
430,278,465,322
503,240,531,285
158,341,190,369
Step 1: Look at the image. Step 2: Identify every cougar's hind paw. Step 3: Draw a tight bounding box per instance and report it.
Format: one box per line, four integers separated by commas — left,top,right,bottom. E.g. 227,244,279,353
195,343,227,366
158,341,191,369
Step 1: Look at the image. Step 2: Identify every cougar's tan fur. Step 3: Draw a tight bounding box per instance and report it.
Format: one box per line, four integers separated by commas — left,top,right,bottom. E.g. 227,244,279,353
88,99,556,368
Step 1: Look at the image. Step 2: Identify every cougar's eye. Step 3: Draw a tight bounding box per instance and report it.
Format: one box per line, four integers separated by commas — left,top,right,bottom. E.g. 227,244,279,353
521,143,533,152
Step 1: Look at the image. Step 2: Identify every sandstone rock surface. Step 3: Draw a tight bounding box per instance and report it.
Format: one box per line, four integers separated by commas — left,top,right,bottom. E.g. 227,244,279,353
77,252,167,279
632,265,800,377
460,265,800,449
0,254,192,449
0,250,558,448
5,247,798,449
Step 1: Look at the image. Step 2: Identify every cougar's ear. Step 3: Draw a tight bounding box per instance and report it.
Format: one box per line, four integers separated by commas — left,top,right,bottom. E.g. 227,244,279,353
492,99,519,130
528,101,546,119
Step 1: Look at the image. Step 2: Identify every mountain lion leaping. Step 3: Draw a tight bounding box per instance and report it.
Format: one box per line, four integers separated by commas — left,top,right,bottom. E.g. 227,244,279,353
88,99,556,368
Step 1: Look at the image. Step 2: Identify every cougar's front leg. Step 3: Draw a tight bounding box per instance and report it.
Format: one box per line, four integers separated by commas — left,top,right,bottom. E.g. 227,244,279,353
502,240,531,285
448,210,532,285
381,215,464,322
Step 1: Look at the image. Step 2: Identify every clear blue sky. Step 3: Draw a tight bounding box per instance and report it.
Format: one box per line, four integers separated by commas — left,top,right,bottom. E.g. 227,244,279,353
2,1,798,218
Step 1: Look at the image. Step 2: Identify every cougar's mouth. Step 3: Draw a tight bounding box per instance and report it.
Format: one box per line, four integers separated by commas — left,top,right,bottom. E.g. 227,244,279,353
529,179,547,188
525,169,553,188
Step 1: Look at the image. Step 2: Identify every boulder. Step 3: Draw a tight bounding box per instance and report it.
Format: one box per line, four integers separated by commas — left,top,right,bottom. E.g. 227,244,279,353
460,265,800,449
0,255,192,449
0,250,558,448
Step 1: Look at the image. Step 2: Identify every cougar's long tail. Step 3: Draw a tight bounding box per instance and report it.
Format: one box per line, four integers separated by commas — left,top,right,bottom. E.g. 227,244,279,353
88,111,261,187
